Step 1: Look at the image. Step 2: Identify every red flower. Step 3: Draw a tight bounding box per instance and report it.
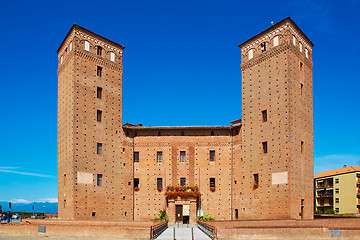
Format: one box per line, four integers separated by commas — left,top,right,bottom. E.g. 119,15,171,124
134,187,140,191
210,187,215,192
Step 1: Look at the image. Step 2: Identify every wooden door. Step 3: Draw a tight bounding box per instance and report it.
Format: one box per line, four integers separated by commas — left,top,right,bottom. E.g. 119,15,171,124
175,205,183,222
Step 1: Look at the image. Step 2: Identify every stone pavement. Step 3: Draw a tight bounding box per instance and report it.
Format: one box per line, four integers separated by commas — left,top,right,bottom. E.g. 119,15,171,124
156,224,211,240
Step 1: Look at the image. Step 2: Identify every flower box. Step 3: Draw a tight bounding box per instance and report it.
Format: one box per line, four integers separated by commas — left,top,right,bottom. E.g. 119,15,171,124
253,184,259,189
210,187,215,192
134,187,140,191
157,187,163,192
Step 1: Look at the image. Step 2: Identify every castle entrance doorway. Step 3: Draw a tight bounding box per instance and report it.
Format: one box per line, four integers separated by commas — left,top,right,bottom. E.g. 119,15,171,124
175,205,182,222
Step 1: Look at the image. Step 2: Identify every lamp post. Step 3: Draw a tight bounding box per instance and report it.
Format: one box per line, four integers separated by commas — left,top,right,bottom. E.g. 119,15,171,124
43,206,45,218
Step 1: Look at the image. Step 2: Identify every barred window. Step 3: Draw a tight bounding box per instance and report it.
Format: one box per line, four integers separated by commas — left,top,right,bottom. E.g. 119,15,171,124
180,151,186,162
210,150,215,161
134,152,139,162
157,151,163,163
97,143,102,155
97,174,102,186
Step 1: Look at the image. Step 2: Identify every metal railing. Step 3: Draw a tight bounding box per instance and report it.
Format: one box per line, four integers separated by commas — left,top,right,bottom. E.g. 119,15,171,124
150,221,168,239
198,221,217,240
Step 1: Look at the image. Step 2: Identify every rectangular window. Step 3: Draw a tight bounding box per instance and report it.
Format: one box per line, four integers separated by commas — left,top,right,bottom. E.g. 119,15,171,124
273,36,279,47
262,141,268,154
157,178,163,189
210,178,215,188
254,174,259,185
180,178,186,186
97,66,102,77
292,36,296,46
97,174,102,186
97,46,102,56
85,41,90,51
97,110,102,122
335,208,339,213
235,209,239,219
69,42,72,51
305,49,309,58
134,178,139,188
261,42,266,52
335,198,339,203
210,150,215,161
335,179,339,184
97,87,102,99
262,110,267,122
300,83,304,96
301,141,304,153
180,151,186,162
134,152,139,162
157,151,163,163
110,52,115,62
97,143,102,155
335,188,339,194
92,212,96,217
248,49,253,60
299,42,303,52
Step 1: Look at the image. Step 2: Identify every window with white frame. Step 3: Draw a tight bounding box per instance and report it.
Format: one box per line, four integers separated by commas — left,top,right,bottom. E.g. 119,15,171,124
273,36,279,47
157,151,163,163
248,49,253,60
70,42,72,51
85,41,90,51
305,49,309,58
110,52,115,62
299,42,302,52
292,36,296,46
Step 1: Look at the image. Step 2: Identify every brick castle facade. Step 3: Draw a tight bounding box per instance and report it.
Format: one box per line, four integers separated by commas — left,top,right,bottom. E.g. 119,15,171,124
57,17,314,223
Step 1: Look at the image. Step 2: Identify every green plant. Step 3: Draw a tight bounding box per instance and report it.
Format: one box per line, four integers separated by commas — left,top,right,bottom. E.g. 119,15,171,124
197,213,215,221
314,210,322,215
155,209,168,221
325,208,335,214
342,213,354,217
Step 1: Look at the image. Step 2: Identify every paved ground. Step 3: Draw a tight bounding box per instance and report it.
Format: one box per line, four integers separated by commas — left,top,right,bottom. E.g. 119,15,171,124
156,224,211,240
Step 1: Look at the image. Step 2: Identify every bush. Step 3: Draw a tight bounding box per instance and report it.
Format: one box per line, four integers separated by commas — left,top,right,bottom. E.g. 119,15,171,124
314,210,322,215
325,208,335,214
155,209,168,221
197,213,215,221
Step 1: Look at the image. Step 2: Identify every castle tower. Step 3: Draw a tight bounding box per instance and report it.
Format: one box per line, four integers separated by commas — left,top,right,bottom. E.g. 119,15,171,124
57,25,131,220
239,18,314,219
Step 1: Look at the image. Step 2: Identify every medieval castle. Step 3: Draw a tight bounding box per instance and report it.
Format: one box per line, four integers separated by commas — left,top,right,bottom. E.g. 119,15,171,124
57,17,314,223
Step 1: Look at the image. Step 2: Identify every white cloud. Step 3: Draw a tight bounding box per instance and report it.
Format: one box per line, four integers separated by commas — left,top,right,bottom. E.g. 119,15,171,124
0,167,56,179
314,154,360,174
10,199,31,204
37,198,58,203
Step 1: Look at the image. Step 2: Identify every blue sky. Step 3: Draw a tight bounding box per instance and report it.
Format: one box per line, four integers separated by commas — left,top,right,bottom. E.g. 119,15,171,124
0,0,359,203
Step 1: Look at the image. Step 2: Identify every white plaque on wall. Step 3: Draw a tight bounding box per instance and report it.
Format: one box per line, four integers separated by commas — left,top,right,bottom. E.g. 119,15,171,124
272,172,288,185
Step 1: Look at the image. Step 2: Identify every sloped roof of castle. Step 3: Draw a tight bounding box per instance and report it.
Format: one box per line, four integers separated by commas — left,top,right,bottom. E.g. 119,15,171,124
57,24,125,53
314,166,360,179
238,17,314,48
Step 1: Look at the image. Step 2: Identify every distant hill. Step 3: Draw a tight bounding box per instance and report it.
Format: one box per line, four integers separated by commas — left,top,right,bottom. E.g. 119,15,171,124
0,201,58,213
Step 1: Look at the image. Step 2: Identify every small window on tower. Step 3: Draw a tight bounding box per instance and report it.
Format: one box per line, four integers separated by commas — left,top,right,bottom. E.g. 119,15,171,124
134,178,139,188
110,52,115,62
273,36,279,47
210,150,215,161
84,41,90,51
235,209,239,219
157,151,163,163
97,110,102,122
97,174,102,186
211,131,214,136
97,46,102,56
262,141,268,154
180,178,186,186
180,151,186,162
305,49,309,58
97,87,102,99
301,141,304,153
92,212,96,217
261,42,266,52
262,110,267,122
97,66,102,77
97,143,102,155
134,152,139,162
299,42,303,52
210,178,215,188
253,173,259,188
248,49,253,60
157,178,163,189
292,36,296,46
300,83,304,96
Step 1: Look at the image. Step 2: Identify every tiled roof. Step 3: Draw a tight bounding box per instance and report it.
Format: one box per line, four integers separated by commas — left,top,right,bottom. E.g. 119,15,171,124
314,166,360,179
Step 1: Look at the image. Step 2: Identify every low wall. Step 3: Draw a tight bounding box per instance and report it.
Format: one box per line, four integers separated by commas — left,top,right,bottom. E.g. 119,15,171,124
0,219,154,239
206,219,360,240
